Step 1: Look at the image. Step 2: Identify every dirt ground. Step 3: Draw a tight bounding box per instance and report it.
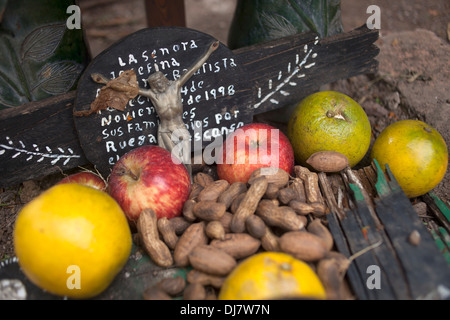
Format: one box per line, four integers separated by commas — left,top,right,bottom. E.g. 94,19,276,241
1,0,449,260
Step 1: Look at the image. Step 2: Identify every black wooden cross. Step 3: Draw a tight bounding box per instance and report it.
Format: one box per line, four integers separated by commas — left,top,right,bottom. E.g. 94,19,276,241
0,26,379,186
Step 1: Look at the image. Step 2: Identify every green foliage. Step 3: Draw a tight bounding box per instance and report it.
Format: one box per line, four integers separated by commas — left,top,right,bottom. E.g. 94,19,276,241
0,0,89,109
228,0,344,49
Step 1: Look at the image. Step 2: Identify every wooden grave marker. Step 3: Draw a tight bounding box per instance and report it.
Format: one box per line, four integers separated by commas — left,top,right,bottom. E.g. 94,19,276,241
0,25,379,186
73,27,253,176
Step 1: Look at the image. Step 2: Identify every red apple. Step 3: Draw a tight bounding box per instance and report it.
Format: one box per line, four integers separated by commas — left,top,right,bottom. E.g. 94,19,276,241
217,123,295,184
57,171,107,191
107,145,191,223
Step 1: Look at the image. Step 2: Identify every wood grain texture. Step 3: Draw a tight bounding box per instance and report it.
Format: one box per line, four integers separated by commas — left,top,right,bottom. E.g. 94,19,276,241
319,164,450,300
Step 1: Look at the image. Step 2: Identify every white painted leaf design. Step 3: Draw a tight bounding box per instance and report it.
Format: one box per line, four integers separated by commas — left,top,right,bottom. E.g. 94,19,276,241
0,136,81,166
35,61,83,95
20,23,66,61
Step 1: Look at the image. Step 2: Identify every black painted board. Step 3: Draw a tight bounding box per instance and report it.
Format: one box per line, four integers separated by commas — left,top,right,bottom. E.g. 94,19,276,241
351,198,411,299
0,91,87,187
0,26,379,187
338,207,396,300
370,164,450,299
235,31,320,114
237,25,379,115
74,27,253,176
318,172,370,300
325,209,370,300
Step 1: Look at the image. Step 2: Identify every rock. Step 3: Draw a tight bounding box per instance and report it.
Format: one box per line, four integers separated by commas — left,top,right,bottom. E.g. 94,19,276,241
19,180,41,204
384,91,401,111
413,201,427,217
363,100,389,117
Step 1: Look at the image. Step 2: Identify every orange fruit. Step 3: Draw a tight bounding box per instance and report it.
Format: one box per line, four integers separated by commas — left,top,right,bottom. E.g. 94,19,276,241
370,120,448,198
13,184,132,299
287,91,372,168
218,252,326,300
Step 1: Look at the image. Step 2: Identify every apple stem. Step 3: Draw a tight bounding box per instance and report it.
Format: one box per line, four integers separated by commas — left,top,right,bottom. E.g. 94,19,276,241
127,169,139,181
117,166,140,181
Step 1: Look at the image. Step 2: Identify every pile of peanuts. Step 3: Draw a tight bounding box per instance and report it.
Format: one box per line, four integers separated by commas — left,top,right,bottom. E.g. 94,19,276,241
136,165,351,300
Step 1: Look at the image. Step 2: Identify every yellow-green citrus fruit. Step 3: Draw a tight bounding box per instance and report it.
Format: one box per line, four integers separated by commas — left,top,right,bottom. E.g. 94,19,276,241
13,183,132,299
371,119,448,198
288,91,372,168
218,252,326,300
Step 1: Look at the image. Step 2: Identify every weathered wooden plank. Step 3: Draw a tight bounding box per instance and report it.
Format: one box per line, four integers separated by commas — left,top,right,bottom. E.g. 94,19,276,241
374,191,450,297
422,192,450,232
374,195,450,298
0,91,87,187
237,25,379,115
371,161,450,299
318,172,370,300
339,206,396,300
319,173,387,299
325,208,370,300
348,183,411,300
320,166,450,300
